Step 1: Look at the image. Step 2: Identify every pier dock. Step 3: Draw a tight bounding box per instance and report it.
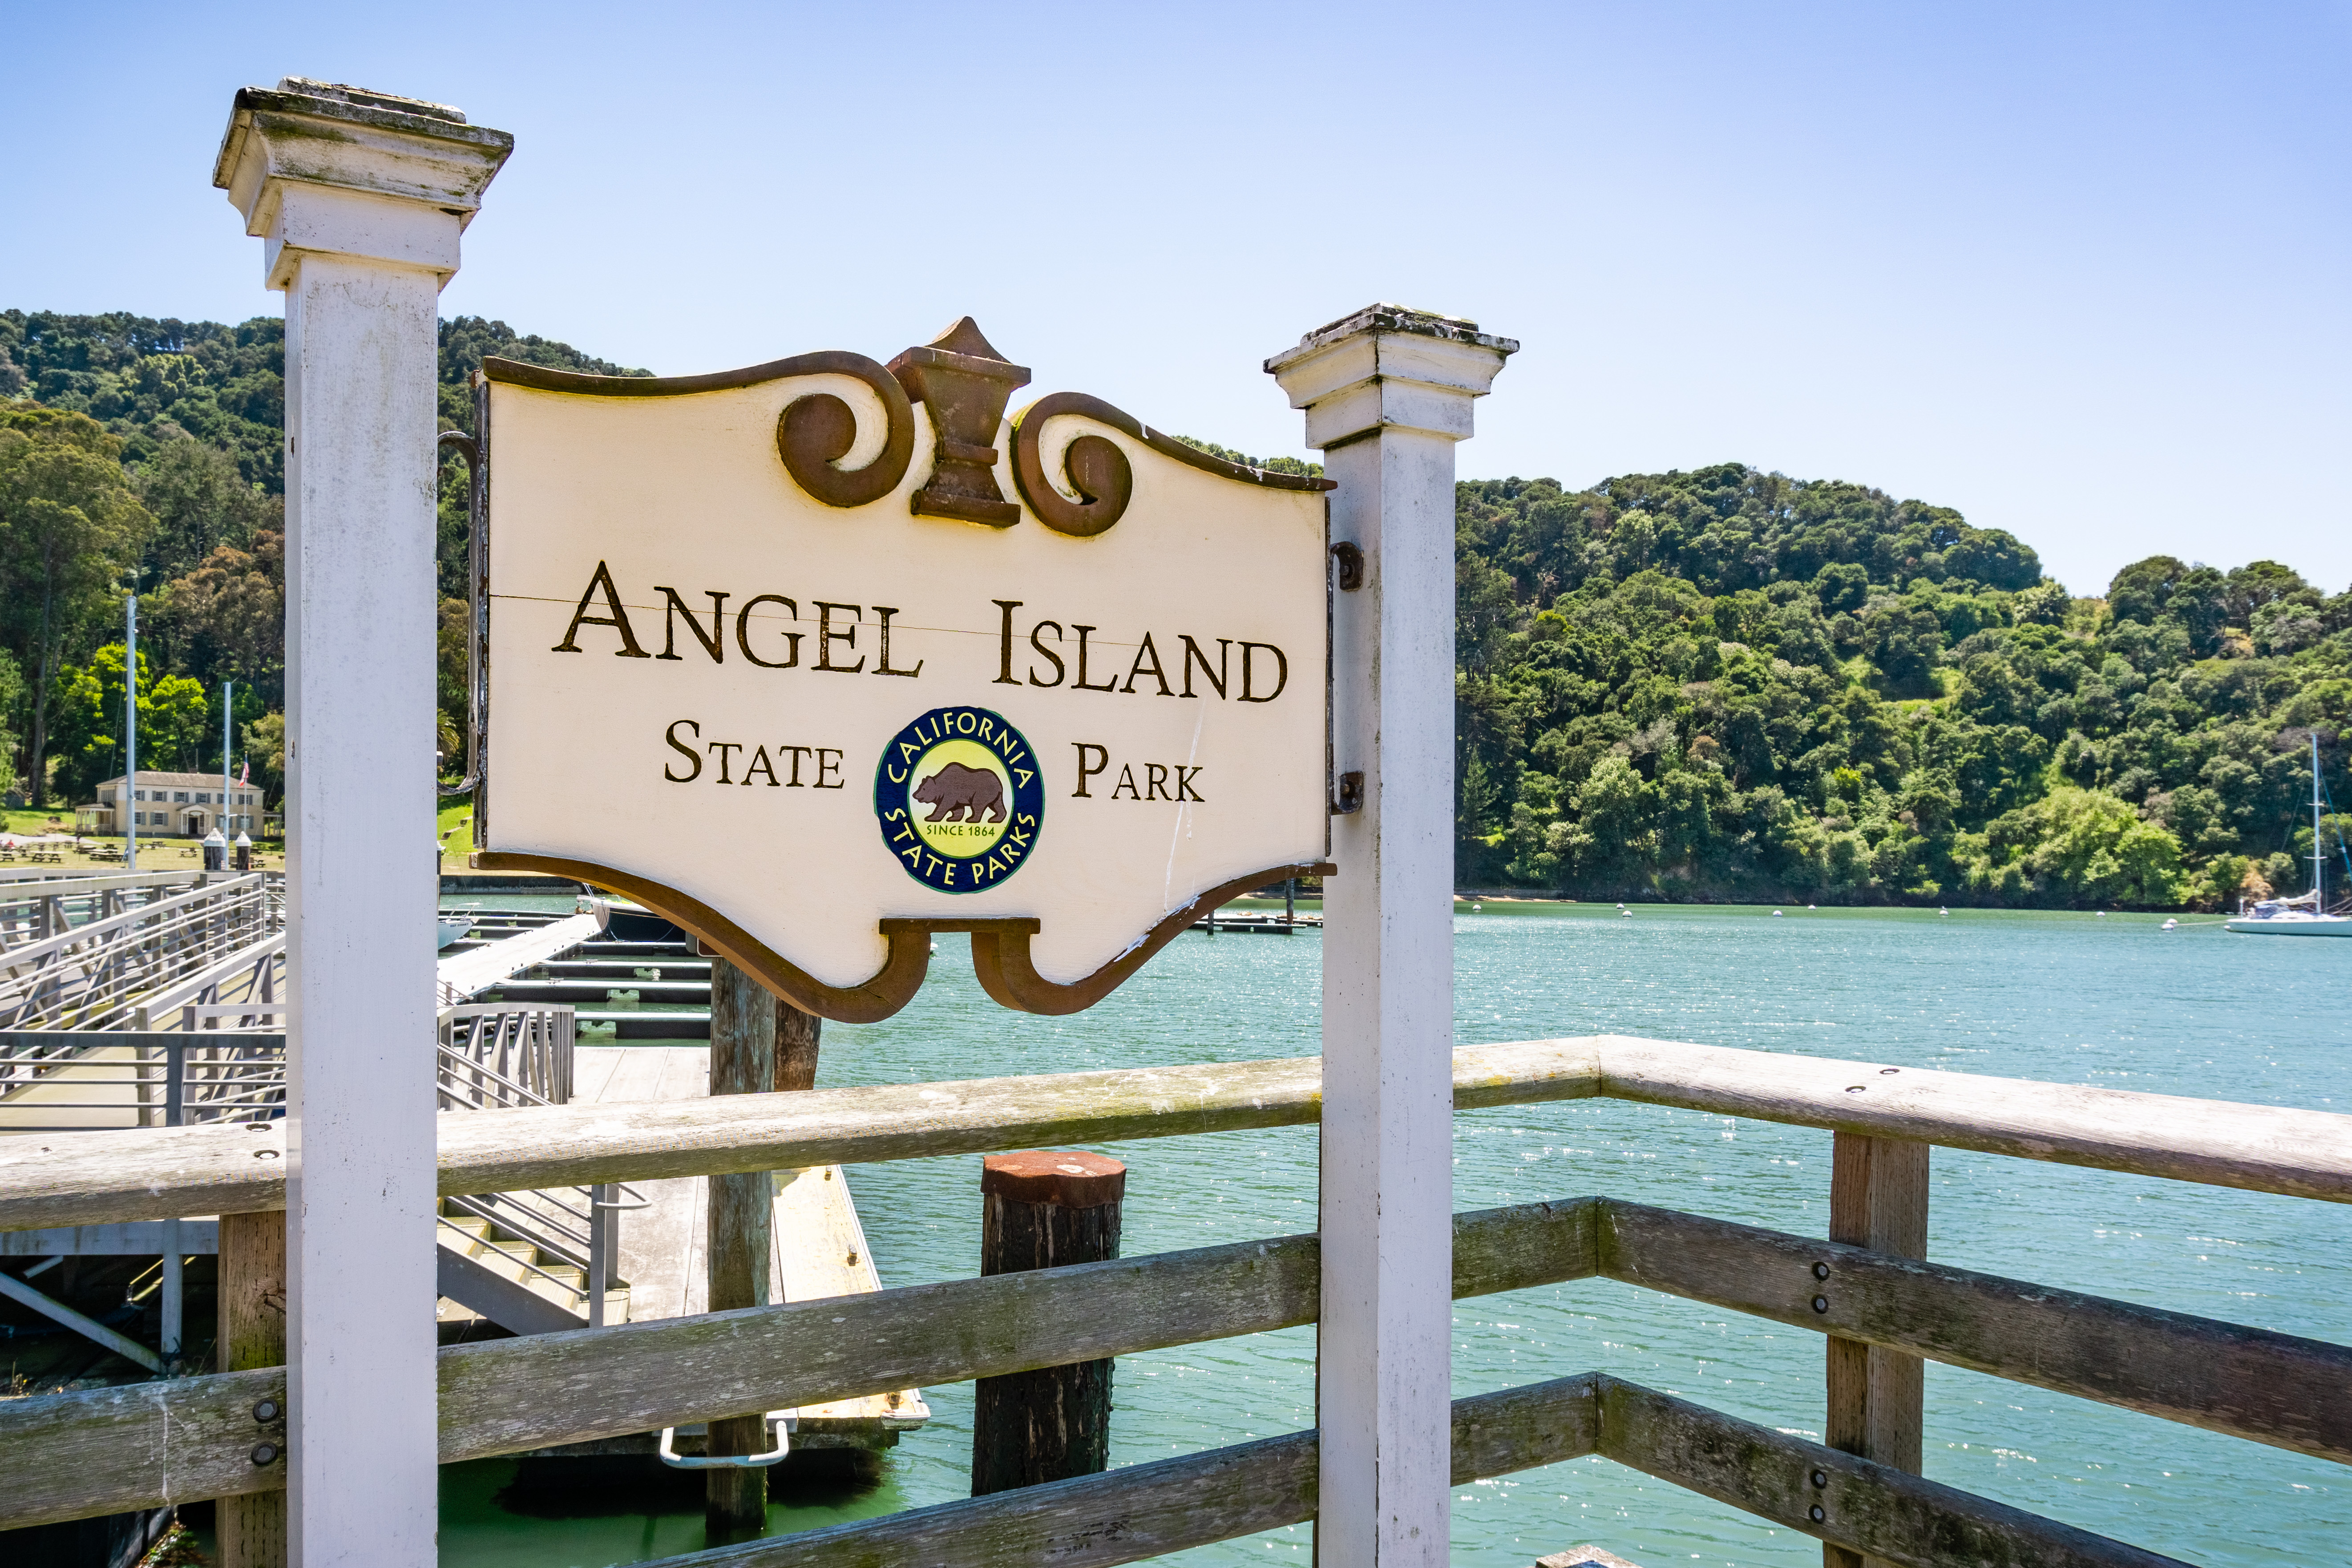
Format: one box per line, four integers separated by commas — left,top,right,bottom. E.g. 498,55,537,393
501,1044,930,1459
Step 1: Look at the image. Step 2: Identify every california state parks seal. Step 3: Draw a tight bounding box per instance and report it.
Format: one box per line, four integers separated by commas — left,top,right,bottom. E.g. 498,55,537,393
874,707,1045,893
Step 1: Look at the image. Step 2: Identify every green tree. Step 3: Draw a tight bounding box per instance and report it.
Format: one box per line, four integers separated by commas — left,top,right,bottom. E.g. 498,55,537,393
145,532,283,706
0,649,24,797
1962,788,2183,906
1554,753,1657,888
0,408,154,804
44,644,207,797
135,437,274,582
2107,556,2186,625
241,711,286,809
142,673,210,772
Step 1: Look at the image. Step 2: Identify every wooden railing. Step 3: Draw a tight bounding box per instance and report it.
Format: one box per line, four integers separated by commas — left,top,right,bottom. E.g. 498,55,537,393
0,1035,2344,1566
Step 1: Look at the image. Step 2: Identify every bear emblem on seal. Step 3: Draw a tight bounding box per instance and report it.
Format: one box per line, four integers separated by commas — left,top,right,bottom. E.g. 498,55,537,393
913,760,1006,824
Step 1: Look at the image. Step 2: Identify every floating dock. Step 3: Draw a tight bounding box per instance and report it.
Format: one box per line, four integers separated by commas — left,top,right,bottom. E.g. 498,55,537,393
492,1044,930,1458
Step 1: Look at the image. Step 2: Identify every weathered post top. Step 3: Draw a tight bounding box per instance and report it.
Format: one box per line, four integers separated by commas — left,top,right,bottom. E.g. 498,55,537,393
1265,303,1516,447
212,77,513,291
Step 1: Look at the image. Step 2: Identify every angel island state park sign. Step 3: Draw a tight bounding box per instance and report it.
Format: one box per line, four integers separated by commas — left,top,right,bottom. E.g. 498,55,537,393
469,318,1334,1022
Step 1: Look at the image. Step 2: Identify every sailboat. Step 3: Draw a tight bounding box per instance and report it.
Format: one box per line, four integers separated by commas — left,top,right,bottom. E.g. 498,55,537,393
2226,732,2351,937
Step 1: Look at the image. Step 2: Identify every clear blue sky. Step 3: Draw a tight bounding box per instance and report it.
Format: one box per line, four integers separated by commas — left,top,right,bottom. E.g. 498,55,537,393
8,2,2348,595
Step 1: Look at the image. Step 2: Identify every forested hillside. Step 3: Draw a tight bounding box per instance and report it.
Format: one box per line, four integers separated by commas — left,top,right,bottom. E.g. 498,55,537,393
1453,469,2348,908
0,309,643,813
2,308,2343,908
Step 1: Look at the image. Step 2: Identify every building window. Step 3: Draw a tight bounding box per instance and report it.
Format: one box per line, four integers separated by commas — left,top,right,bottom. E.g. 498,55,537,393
196,792,210,804
134,790,145,801
174,792,189,803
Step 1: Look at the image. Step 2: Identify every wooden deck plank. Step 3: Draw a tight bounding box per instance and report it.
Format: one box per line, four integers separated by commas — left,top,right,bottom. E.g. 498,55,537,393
775,1164,930,1429
582,1046,672,1106
567,1047,622,1104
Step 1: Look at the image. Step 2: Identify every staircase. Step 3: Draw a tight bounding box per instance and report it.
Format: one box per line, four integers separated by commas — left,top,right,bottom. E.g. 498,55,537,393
436,1189,629,1336
433,1001,639,1335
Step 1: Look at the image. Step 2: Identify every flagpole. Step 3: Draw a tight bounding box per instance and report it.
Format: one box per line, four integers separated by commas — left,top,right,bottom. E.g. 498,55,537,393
124,581,138,874
222,679,234,839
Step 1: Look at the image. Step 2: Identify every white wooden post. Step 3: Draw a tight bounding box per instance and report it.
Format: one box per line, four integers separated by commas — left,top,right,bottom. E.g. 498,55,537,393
1269,306,1513,1564
214,80,509,1567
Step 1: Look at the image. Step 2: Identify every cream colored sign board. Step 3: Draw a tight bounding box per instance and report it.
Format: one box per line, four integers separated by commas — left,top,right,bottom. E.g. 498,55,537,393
476,322,1329,1020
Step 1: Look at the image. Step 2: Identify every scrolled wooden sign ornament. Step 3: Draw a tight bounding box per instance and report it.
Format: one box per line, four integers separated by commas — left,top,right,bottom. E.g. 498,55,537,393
469,317,1334,1022
775,353,914,509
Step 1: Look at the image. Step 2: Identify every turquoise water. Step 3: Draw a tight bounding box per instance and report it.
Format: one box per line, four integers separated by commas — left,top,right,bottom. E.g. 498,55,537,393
439,903,2351,1567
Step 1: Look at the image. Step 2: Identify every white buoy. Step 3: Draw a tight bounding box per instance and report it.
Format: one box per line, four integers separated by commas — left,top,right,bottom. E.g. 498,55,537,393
1808,904,1815,910
1939,907,1949,917
1772,910,1782,917
1472,904,1482,912
2161,918,2178,930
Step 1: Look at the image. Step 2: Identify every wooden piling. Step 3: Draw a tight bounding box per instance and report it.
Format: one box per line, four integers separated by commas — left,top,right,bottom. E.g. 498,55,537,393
1824,1132,1928,1568
215,1208,286,1568
971,1150,1127,1494
706,955,777,1542
775,998,821,1093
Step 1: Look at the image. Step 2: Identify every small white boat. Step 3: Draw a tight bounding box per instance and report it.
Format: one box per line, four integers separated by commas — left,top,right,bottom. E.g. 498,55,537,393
2226,733,2350,938
437,915,475,950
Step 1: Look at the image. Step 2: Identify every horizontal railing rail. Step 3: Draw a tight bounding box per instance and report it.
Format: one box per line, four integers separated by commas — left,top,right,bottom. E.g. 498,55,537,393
7,1193,2327,1557
7,1035,2348,1234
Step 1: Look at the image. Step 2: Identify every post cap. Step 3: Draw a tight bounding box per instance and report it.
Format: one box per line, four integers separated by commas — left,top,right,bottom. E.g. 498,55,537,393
213,77,513,289
1267,303,1519,369
982,1150,1127,1208
1265,302,1515,449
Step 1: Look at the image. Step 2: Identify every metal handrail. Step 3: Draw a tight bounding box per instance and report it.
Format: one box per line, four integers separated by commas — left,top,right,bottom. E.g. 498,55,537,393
433,1000,636,1323
0,1032,286,1132
0,875,278,1030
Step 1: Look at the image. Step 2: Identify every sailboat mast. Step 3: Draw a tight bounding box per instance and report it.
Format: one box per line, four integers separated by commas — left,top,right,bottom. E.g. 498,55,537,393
2317,731,2327,909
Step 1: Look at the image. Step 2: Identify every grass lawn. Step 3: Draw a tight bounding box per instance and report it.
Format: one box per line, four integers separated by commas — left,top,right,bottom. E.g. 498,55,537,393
0,797,473,873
